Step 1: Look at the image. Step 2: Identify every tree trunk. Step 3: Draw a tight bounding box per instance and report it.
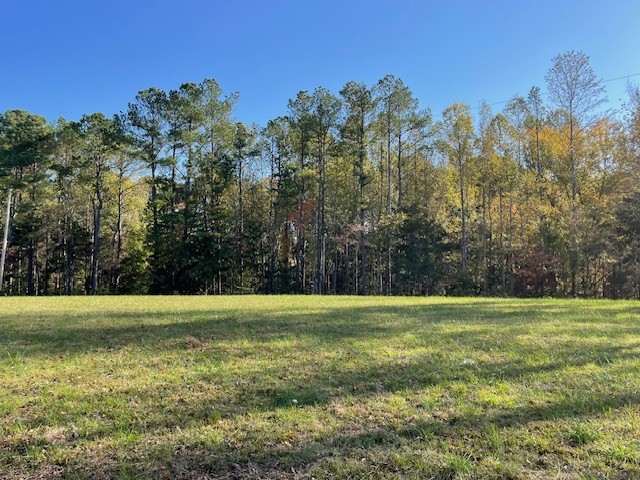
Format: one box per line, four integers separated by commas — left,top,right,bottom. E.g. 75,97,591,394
358,131,367,295
0,189,12,291
459,146,468,275
91,158,103,295
27,240,35,295
397,131,403,210
64,216,74,295
114,165,125,290
238,157,244,293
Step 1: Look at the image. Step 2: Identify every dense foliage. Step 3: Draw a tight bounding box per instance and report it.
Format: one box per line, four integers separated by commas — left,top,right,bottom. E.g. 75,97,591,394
1,51,639,297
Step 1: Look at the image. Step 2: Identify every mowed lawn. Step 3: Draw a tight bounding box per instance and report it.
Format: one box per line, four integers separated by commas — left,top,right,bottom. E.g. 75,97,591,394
1,296,639,479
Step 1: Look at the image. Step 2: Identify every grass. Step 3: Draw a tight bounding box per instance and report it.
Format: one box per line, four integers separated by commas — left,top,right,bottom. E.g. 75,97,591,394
0,295,639,479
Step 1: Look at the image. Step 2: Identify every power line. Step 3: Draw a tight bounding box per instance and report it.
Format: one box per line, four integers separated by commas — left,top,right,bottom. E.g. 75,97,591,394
434,71,640,118
602,72,640,83
486,72,640,108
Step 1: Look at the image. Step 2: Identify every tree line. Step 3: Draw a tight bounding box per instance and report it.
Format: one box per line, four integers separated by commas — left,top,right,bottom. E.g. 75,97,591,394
1,51,639,297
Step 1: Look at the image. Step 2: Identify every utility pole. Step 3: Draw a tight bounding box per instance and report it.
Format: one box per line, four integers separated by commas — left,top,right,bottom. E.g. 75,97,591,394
0,189,11,291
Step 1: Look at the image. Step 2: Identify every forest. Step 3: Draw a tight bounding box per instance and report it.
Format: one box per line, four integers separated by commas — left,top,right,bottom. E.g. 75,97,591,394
1,50,639,298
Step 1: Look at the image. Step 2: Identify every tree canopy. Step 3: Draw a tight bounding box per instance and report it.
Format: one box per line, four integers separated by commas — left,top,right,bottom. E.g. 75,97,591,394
1,52,638,297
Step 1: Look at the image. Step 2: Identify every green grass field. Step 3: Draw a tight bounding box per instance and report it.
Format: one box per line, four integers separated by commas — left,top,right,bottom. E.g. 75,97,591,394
1,296,639,479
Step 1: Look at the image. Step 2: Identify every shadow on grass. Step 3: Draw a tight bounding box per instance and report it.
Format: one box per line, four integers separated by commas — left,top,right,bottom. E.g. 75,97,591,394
3,299,640,478
69,390,640,479
2,301,639,358
33,333,640,446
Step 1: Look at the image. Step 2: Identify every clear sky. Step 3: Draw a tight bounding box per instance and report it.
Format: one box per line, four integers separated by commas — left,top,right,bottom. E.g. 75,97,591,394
1,0,639,125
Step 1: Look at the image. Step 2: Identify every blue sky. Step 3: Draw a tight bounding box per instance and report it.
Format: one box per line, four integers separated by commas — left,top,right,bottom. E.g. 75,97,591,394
1,0,639,125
